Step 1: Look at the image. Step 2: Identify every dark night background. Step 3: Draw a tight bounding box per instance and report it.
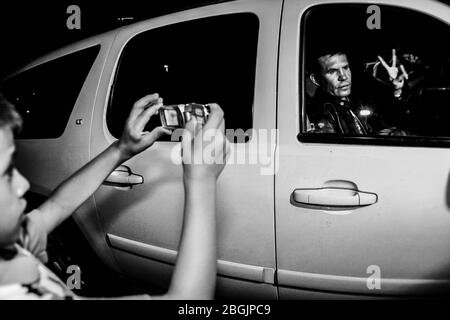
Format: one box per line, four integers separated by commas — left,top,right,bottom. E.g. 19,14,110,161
0,0,225,80
0,0,450,81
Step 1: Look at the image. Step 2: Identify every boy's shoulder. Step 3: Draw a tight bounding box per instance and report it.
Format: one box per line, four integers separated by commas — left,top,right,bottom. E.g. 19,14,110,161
0,220,75,300
0,209,49,286
0,210,48,285
0,246,40,285
0,245,75,299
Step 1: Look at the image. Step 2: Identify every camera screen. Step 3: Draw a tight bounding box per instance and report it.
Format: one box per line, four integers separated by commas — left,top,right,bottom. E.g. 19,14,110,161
164,109,180,126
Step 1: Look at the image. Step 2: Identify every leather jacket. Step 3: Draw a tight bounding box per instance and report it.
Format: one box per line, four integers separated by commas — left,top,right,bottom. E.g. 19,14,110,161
306,89,411,135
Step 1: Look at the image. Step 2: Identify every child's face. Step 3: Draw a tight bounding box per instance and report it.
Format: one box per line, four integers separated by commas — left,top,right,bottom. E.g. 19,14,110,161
0,127,29,247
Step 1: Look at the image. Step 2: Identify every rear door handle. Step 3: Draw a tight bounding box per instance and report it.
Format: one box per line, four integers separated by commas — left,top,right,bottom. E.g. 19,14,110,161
292,187,377,208
103,165,143,187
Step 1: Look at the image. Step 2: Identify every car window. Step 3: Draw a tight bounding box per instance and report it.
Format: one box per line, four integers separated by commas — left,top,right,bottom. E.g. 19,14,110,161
107,13,259,142
1,45,100,139
301,4,450,146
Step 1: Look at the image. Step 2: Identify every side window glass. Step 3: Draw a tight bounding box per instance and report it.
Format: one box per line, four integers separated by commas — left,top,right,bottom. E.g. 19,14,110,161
1,45,100,139
107,13,259,141
302,5,450,143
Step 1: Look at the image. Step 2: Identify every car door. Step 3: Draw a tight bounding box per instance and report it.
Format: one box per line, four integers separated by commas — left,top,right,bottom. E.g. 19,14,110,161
90,0,282,298
276,0,450,298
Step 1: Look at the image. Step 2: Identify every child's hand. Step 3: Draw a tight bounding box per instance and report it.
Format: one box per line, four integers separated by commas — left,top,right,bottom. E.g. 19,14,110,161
117,93,172,160
181,103,229,183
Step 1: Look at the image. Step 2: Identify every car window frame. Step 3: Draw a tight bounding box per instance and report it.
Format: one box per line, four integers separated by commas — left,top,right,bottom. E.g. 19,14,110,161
106,12,260,142
1,44,101,140
297,3,450,148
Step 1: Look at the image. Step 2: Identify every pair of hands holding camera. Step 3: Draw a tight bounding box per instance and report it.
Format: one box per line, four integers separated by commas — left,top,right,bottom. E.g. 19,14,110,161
116,93,229,182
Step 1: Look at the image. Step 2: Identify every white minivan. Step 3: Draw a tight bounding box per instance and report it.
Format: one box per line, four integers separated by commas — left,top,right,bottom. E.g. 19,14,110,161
2,0,450,299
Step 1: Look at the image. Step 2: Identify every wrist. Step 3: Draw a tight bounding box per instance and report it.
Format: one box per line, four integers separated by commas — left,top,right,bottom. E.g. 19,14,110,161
183,174,217,189
112,140,131,163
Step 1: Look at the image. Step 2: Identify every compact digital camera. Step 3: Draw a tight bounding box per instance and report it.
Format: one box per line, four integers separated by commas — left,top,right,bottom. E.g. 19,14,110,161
159,103,210,129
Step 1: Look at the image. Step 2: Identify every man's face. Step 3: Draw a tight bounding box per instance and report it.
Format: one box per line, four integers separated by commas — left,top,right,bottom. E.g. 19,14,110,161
0,127,29,247
316,53,352,97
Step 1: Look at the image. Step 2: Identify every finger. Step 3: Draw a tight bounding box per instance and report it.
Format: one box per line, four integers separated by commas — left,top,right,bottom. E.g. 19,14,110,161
400,64,409,80
214,129,226,158
134,100,164,132
224,139,231,163
210,120,226,153
392,49,397,67
129,94,161,123
135,93,160,109
218,118,225,134
129,96,161,126
195,117,202,135
377,55,390,70
142,126,171,145
181,118,196,160
213,118,227,149
182,116,197,142
219,123,230,162
203,103,224,131
396,74,405,84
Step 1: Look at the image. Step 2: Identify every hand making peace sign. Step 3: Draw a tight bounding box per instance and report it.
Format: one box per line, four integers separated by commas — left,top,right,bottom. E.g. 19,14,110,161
378,49,409,97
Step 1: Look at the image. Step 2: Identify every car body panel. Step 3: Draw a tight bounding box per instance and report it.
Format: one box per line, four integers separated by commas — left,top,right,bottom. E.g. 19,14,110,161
276,0,450,297
10,34,121,271
89,0,281,297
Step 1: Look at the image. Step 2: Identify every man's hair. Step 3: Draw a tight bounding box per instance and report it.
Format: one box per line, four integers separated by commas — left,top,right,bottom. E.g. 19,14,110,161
0,93,22,134
308,50,347,76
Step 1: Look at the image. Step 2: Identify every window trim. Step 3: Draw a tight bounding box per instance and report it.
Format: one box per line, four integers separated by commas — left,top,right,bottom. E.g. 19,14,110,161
298,3,450,149
106,13,259,143
2,44,101,140
298,133,450,148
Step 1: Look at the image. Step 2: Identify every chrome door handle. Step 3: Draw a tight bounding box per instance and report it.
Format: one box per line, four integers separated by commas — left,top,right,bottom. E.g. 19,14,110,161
103,165,143,187
292,187,377,208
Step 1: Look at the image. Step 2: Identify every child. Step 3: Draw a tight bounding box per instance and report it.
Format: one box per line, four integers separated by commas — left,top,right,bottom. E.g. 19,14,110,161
0,92,228,299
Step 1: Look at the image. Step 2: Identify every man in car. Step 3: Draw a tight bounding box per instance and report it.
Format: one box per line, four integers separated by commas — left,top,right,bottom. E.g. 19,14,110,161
0,92,228,299
307,48,411,135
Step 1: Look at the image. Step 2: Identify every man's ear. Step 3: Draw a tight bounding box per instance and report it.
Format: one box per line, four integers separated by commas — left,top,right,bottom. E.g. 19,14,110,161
309,73,320,87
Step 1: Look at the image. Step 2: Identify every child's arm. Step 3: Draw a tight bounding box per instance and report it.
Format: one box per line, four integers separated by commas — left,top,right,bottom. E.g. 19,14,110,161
28,93,171,234
76,104,228,300
154,104,228,300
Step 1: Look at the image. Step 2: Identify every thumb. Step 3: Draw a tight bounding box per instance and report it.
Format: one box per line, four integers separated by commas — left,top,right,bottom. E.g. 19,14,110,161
143,126,171,144
184,116,198,139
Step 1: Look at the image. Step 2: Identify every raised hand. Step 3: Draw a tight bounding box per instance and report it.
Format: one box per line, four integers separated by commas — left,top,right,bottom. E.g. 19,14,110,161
117,93,172,160
378,49,409,97
181,103,229,182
